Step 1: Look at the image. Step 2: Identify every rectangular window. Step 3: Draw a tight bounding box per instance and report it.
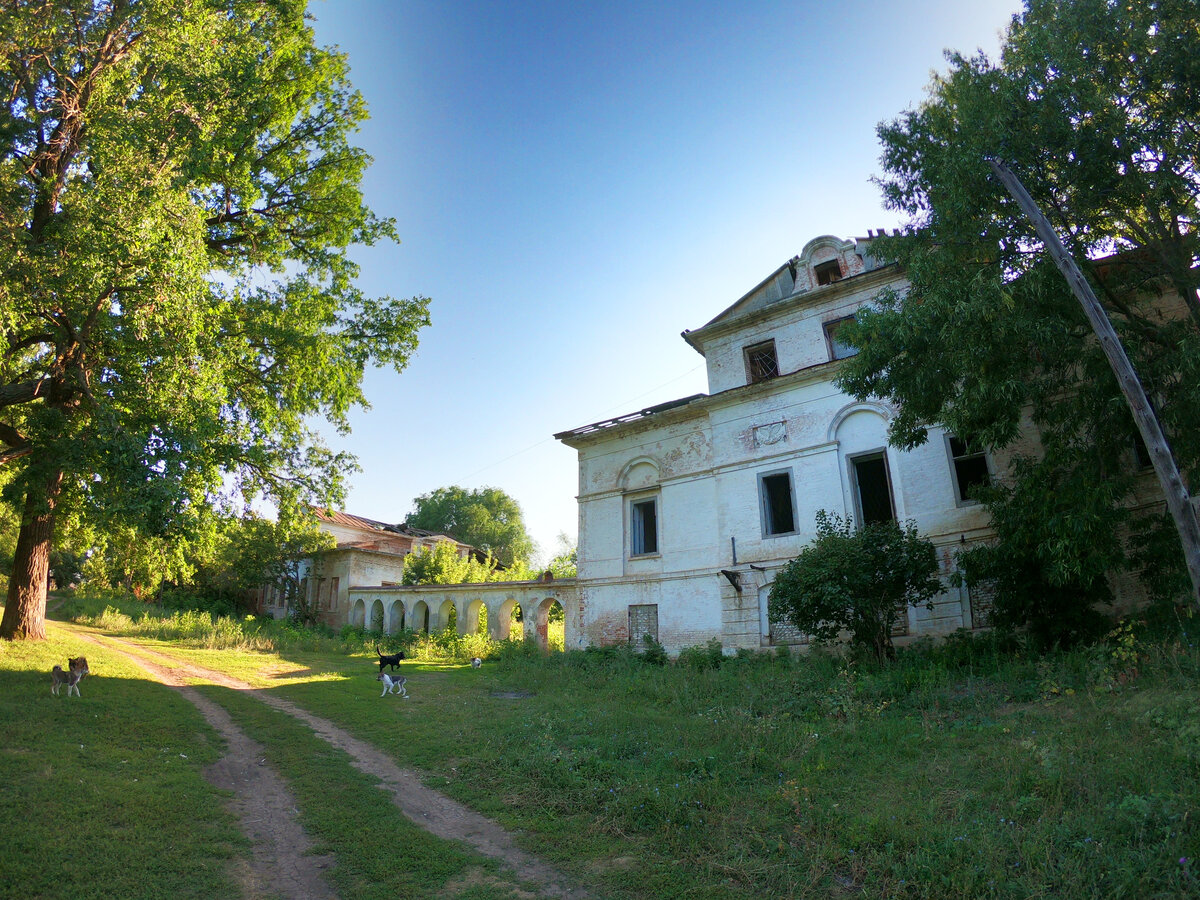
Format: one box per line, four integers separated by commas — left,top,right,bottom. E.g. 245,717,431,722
330,577,340,610
851,452,896,525
947,435,990,504
629,604,659,645
630,497,659,556
1133,433,1152,470
965,577,996,629
814,259,843,285
824,316,858,360
744,340,779,383
759,471,797,536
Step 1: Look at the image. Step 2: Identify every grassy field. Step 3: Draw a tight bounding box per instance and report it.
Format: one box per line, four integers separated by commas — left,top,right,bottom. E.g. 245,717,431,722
3,600,1199,898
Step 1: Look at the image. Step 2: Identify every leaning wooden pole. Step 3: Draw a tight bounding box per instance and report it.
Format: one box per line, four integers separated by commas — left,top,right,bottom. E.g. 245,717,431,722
988,158,1200,609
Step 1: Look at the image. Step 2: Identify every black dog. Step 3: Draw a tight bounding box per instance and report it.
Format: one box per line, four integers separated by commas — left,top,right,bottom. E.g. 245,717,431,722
376,646,405,672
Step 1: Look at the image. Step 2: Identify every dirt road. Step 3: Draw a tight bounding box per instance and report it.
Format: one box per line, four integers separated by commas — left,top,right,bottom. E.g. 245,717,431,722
76,632,591,900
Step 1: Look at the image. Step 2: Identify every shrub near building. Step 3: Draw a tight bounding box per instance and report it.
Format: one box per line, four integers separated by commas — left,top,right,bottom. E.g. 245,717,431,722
769,511,943,661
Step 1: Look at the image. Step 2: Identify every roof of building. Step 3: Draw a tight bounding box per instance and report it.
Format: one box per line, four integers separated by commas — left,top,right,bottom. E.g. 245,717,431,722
311,508,447,540
553,394,707,440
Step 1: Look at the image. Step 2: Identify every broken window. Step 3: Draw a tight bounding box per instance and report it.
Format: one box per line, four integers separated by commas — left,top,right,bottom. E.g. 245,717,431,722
630,497,659,556
851,452,895,525
824,315,858,360
947,435,990,504
759,470,797,536
745,340,779,384
814,259,843,285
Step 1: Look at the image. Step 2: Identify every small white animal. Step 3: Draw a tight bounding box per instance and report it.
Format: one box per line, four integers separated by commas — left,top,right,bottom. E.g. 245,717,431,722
470,657,482,669
51,658,89,697
376,671,408,697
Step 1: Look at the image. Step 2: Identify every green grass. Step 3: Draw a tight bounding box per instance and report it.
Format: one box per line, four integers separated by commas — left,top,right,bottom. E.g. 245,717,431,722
192,682,537,898
8,599,1200,898
0,622,244,900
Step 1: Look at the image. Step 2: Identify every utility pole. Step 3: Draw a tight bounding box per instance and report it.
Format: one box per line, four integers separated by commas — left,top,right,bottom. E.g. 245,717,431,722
988,158,1200,608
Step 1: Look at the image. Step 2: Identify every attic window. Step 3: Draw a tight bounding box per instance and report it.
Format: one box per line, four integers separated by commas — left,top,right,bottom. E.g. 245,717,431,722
814,259,843,285
745,340,779,383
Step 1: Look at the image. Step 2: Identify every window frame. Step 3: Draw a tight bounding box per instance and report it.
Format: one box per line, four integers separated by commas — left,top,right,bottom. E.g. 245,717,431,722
944,434,992,506
1132,432,1153,471
823,315,859,361
743,339,780,384
848,449,897,526
758,468,798,538
628,493,660,558
813,259,843,285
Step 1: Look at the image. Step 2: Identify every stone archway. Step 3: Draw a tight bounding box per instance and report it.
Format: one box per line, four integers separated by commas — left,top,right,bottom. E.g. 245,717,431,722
436,597,456,632
385,599,405,634
497,597,521,641
532,597,564,652
349,598,366,628
412,600,430,633
464,598,486,635
368,597,385,633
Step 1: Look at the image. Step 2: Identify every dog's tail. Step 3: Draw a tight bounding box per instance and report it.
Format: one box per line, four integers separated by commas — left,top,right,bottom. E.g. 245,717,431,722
376,645,384,658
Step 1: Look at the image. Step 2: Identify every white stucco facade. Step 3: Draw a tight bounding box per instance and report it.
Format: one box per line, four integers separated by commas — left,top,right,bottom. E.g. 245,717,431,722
557,234,1024,654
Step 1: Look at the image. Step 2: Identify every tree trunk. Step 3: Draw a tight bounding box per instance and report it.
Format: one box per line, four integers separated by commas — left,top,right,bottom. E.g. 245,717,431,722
0,470,64,641
988,158,1200,609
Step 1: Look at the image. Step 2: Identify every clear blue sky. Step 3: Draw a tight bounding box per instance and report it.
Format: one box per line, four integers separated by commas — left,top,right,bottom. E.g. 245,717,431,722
306,0,1022,563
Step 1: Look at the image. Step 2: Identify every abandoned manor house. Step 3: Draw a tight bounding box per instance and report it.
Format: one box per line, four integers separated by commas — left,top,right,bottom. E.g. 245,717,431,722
260,231,1165,654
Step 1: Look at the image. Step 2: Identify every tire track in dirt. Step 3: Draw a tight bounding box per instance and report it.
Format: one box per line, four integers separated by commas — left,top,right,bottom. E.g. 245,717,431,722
75,632,338,900
79,632,592,899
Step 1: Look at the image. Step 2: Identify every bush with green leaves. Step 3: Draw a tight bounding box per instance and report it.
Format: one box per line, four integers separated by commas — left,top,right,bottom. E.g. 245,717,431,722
769,511,943,662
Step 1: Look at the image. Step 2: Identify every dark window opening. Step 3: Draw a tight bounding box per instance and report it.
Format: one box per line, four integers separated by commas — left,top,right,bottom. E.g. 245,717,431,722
814,259,843,285
949,436,990,503
824,316,858,360
631,498,658,556
745,341,779,383
852,453,895,525
1133,433,1153,470
761,472,796,536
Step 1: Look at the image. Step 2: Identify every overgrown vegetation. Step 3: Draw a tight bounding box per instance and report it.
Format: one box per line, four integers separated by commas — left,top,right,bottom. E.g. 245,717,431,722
18,600,1200,899
770,512,943,661
59,591,561,662
839,0,1200,626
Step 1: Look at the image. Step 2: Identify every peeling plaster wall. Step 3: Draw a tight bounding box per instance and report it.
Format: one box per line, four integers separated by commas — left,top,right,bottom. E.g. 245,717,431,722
564,242,1014,655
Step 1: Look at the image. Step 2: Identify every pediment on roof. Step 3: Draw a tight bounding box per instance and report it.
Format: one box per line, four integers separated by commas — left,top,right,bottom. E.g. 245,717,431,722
696,236,868,330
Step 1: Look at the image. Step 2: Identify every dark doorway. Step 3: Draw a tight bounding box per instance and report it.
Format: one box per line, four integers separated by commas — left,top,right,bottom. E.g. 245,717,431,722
852,453,895,525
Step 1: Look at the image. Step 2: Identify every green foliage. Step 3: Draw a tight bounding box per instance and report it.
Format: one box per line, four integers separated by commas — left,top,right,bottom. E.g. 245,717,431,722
676,638,726,671
544,532,578,578
0,0,430,636
401,540,501,585
769,512,943,662
838,0,1200,618
638,633,669,666
405,486,534,567
22,610,1200,898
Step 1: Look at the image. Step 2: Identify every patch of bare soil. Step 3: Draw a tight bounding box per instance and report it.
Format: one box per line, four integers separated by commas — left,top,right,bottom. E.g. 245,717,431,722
76,633,591,899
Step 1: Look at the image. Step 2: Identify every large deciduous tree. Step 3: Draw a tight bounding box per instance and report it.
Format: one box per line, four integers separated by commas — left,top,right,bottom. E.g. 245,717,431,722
838,0,1200,633
0,1,430,639
404,486,534,568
